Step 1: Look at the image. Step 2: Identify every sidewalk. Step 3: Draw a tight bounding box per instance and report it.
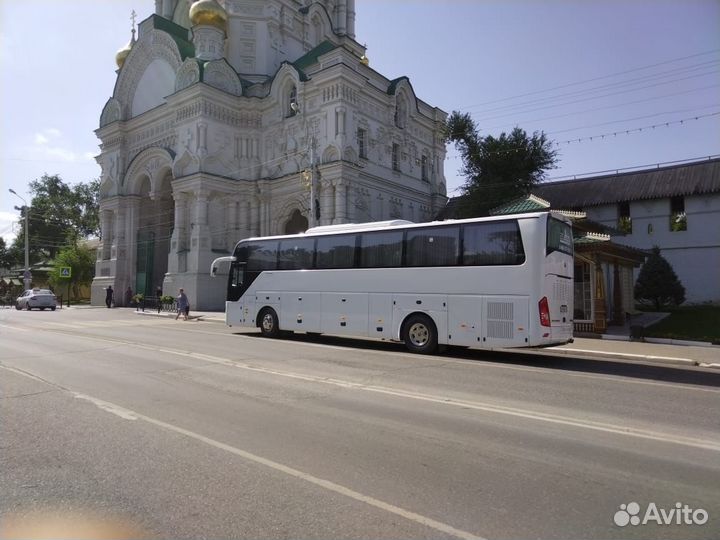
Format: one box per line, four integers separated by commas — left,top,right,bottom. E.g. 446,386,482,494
134,309,720,369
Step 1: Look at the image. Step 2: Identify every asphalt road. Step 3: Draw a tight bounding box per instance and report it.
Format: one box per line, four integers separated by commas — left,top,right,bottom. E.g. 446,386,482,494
1,307,719,539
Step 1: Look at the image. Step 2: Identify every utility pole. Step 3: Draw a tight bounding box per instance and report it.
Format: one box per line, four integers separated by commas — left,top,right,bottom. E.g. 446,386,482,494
8,189,30,290
293,100,320,228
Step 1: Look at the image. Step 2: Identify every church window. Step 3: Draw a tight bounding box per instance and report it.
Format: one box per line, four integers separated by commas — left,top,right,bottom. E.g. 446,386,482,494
357,128,367,159
287,85,298,118
392,143,400,172
421,155,428,181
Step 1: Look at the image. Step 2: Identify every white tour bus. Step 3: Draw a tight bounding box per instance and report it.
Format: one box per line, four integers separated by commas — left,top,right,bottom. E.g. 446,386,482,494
211,211,574,354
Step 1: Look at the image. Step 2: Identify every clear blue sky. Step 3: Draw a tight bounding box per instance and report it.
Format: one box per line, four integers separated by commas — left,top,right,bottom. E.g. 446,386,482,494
2,0,719,244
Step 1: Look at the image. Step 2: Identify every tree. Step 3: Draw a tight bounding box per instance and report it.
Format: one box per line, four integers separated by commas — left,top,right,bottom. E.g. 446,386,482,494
634,246,686,310
48,243,95,301
0,237,12,270
445,111,558,216
9,174,99,265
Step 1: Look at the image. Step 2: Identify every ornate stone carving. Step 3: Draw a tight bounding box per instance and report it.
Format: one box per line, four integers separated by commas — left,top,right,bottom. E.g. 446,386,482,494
100,98,122,127
175,59,201,92
203,60,243,96
114,29,183,119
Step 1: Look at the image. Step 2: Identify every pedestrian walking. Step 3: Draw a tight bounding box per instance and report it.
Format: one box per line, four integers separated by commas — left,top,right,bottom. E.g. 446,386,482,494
105,285,114,308
175,288,190,321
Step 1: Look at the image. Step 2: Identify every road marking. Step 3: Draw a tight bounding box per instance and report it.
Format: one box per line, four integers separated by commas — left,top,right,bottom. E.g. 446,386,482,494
72,393,485,540
9,327,720,450
0,323,28,331
141,326,719,394
32,329,720,453
0,361,484,540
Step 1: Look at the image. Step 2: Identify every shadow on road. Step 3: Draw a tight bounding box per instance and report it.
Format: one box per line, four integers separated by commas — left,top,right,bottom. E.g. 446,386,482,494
238,331,720,390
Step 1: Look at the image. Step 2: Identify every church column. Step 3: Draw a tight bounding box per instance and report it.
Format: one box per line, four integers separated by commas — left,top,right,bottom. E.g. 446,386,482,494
250,196,259,236
347,0,356,38
226,197,238,251
168,192,187,274
320,180,334,226
333,180,347,223
337,0,347,35
101,209,113,260
187,189,212,276
161,0,174,19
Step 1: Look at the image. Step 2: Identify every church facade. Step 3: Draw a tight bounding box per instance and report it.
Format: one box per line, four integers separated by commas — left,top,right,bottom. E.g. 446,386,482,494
91,0,448,309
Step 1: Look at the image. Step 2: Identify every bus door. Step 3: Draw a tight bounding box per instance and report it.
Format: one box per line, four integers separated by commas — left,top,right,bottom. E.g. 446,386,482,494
543,217,574,340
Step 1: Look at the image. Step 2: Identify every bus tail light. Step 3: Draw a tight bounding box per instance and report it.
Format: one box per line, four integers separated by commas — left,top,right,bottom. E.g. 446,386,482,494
539,297,551,327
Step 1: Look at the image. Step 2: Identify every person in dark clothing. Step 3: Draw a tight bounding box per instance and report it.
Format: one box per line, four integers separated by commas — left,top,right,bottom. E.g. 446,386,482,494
105,286,114,308
124,286,133,306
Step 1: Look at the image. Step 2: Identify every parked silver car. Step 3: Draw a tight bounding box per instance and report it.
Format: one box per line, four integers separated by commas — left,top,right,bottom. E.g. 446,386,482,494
16,289,57,311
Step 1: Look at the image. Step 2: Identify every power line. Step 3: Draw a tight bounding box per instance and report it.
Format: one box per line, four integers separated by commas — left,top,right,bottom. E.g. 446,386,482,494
555,111,720,146
457,48,720,109
546,155,720,182
472,80,720,123
467,61,720,116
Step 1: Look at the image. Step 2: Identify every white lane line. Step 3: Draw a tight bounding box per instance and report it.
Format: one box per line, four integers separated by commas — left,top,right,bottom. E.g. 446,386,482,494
21,328,720,451
161,328,719,394
0,323,29,331
69,388,483,540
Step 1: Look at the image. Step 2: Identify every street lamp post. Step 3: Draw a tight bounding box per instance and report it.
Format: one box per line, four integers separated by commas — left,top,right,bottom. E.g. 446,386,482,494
8,189,30,290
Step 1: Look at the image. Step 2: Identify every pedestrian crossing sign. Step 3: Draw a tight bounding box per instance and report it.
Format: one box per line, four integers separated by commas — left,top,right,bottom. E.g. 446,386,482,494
59,266,71,278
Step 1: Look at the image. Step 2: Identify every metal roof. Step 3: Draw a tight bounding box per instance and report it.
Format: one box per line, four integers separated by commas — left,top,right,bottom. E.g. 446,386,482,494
533,157,720,208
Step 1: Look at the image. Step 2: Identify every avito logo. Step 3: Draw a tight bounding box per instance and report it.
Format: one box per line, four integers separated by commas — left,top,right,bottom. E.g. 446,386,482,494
614,502,709,527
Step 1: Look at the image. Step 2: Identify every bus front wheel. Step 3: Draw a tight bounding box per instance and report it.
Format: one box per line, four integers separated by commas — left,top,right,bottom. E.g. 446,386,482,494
402,314,438,354
258,307,280,338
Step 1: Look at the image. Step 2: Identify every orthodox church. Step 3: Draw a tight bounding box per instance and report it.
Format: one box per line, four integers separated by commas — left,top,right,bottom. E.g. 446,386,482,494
91,0,448,309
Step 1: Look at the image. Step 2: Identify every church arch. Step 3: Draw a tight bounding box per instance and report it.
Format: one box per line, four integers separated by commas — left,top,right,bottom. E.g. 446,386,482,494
113,29,184,120
321,145,340,163
124,147,175,196
275,197,309,235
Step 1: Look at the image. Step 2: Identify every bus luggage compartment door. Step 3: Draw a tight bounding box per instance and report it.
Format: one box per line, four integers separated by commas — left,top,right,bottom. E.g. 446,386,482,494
447,296,481,347
321,293,369,336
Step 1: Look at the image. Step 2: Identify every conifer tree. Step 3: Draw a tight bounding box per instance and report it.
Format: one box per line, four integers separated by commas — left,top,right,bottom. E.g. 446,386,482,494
634,246,685,310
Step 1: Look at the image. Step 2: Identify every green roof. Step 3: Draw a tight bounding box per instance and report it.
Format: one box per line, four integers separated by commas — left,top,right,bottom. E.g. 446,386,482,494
293,40,337,75
387,76,409,95
149,14,195,60
490,194,551,215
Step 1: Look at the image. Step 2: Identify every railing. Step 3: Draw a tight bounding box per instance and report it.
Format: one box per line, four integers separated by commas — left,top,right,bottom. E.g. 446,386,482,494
136,296,177,313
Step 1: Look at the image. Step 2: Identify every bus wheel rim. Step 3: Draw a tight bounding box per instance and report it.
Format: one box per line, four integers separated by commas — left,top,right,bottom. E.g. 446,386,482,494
262,313,274,332
408,322,429,346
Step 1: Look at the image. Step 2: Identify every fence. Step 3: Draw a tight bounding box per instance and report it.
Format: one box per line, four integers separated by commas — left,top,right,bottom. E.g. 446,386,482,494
135,296,177,313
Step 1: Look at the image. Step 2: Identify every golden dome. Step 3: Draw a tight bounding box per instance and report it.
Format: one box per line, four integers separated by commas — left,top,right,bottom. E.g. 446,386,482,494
189,0,228,30
360,54,369,66
115,36,134,69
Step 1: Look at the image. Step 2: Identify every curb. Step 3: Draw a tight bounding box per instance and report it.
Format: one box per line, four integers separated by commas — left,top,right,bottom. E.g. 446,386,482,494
133,310,225,323
576,332,718,349
548,346,702,368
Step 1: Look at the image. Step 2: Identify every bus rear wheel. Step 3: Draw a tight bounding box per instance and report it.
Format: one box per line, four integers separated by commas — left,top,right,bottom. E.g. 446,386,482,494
403,314,438,355
258,307,280,338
